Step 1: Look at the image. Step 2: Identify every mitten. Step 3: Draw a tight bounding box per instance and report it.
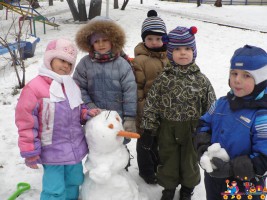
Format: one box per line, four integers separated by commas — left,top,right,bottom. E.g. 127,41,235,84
25,155,40,169
252,154,267,176
81,108,101,124
140,130,154,150
209,157,233,178
123,117,136,132
231,155,255,180
193,132,211,161
88,108,101,118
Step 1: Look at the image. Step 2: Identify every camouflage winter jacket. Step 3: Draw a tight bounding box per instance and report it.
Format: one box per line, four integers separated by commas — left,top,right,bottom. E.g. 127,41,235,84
141,62,216,131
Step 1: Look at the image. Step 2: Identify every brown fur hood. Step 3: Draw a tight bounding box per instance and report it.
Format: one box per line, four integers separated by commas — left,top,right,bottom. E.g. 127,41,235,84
75,17,126,54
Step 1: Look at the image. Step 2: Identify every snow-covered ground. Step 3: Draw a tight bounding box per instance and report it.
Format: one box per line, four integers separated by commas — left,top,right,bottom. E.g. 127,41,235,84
0,0,267,199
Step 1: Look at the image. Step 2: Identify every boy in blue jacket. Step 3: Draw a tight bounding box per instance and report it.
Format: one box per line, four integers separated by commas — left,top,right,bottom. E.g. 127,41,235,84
194,45,267,200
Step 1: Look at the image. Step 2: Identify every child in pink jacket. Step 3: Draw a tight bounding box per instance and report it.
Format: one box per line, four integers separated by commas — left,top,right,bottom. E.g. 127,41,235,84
15,38,100,200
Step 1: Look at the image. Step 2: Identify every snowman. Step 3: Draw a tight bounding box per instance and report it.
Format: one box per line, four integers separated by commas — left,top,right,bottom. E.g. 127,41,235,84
81,110,148,200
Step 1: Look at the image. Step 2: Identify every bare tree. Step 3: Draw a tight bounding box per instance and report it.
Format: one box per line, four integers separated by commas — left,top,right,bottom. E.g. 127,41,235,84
26,0,40,8
88,0,102,19
197,0,201,7
214,0,222,7
114,0,119,9
66,0,80,21
121,0,129,10
78,0,87,21
0,15,32,88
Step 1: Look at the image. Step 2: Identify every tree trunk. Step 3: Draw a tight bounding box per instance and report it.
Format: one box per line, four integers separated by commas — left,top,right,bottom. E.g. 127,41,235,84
49,0,53,6
214,0,222,7
66,0,80,21
77,0,87,21
88,0,102,20
121,0,128,10
114,0,119,9
140,0,143,4
27,0,40,8
197,0,201,7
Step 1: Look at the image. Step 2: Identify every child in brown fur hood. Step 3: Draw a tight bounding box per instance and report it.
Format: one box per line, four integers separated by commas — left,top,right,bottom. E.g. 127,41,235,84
73,16,137,144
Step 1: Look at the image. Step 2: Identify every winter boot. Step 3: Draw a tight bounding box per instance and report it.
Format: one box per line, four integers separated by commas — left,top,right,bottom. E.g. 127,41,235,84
179,186,194,200
160,188,176,200
139,173,158,184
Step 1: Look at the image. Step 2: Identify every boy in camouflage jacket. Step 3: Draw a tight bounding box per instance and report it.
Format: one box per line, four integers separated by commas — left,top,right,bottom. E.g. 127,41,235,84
140,26,216,200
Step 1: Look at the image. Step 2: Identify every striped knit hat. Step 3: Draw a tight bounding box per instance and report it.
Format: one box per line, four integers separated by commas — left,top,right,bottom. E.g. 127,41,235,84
141,10,166,41
230,45,267,85
167,26,198,63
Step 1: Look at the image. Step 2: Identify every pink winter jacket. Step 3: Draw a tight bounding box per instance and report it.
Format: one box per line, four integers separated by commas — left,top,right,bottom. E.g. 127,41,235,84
15,75,89,165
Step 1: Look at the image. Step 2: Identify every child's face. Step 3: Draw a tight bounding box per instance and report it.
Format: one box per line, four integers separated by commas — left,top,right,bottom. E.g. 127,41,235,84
229,69,255,97
93,37,112,54
51,58,72,75
172,46,193,66
144,35,163,49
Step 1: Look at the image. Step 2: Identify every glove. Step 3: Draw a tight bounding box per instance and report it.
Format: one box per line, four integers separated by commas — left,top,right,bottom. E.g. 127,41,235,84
123,117,136,132
252,154,267,176
231,155,255,180
209,157,233,178
140,130,154,150
25,155,40,169
193,132,211,161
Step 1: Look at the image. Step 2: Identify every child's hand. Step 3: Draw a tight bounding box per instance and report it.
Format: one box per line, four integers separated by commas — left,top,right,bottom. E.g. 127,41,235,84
25,155,40,169
88,108,101,117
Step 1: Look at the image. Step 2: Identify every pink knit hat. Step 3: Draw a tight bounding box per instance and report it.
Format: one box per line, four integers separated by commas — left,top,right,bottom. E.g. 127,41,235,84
44,38,78,74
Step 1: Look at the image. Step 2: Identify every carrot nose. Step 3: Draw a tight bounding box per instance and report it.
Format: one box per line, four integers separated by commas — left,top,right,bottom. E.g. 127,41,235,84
117,131,140,139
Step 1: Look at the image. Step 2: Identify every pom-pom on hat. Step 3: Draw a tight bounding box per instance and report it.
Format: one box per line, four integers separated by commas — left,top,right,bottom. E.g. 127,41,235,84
44,38,78,74
141,10,167,41
230,45,267,85
167,26,197,63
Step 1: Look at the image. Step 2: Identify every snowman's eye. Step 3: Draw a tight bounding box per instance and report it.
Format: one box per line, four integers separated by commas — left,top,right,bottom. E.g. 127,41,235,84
108,124,114,129
116,117,120,122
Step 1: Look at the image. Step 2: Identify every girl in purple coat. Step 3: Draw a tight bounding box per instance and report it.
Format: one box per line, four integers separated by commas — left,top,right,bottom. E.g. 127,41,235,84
15,38,100,200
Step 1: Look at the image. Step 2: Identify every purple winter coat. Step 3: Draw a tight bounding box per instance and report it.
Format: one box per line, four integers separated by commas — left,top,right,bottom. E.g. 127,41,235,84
15,76,89,165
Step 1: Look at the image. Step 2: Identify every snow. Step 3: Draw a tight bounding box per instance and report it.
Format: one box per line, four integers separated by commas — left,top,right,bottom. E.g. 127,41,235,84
0,0,267,199
200,143,230,173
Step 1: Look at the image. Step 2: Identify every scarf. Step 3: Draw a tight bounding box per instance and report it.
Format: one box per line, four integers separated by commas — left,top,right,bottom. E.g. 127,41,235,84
39,66,83,109
89,50,119,63
144,44,167,52
227,87,267,111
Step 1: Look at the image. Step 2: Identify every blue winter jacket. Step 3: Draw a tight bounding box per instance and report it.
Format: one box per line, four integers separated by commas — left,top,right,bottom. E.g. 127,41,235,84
73,55,137,119
197,96,267,159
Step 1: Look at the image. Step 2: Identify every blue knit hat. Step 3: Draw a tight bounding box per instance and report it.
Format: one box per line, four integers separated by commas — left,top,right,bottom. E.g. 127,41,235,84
230,45,267,84
167,26,198,63
141,10,167,41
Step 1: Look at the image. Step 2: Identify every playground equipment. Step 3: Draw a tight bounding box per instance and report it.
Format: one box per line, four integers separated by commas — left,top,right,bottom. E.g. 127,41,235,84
21,34,40,59
8,182,31,200
0,0,59,36
0,35,40,65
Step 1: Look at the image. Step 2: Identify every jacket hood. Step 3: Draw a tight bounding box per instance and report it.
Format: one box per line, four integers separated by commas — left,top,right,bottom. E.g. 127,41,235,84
75,17,126,54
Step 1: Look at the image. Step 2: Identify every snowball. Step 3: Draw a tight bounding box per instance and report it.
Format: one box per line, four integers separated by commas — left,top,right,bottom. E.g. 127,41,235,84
200,143,230,172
